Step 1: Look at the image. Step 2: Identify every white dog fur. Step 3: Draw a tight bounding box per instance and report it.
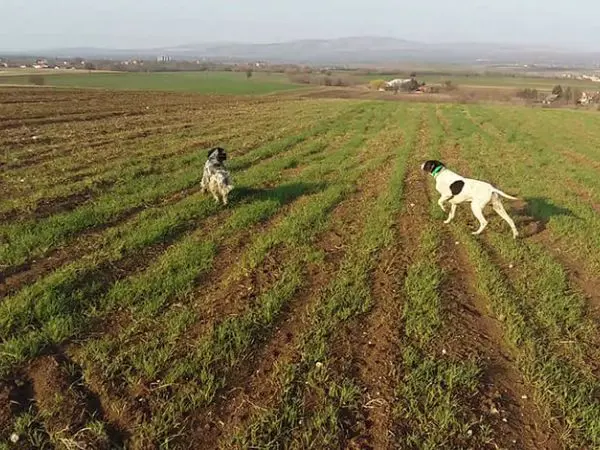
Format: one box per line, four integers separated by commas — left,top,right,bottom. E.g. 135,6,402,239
421,160,519,238
201,147,233,205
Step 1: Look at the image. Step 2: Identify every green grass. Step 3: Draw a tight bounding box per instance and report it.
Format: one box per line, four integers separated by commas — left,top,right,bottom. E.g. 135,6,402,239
436,103,600,447
0,71,302,94
3,87,600,449
0,102,354,267
391,109,491,449
230,106,420,449
0,103,384,377
71,103,404,447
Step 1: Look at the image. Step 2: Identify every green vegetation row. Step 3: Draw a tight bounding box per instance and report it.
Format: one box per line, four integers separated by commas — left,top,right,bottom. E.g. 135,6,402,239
20,103,406,448
440,105,600,447
230,106,420,449
0,102,388,378
0,102,357,267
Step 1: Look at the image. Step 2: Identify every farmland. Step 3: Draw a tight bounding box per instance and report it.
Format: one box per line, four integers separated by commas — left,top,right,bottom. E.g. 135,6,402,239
1,85,600,450
3,69,600,95
0,71,301,95
355,72,600,91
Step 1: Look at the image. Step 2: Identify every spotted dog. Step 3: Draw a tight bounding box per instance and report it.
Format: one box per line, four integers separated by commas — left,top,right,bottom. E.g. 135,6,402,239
201,147,234,205
421,160,519,238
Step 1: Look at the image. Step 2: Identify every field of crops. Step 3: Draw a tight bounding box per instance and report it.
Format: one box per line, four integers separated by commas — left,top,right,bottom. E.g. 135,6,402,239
1,86,600,449
0,71,300,95
355,72,600,91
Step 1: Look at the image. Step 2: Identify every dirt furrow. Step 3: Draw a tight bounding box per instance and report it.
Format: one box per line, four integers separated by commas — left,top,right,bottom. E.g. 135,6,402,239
436,111,561,448
0,186,211,299
439,232,559,449
532,233,600,320
334,147,429,448
25,354,124,449
183,155,395,449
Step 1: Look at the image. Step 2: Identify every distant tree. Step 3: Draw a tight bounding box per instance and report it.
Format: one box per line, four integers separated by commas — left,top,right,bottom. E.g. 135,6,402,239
516,88,539,100
563,86,573,102
552,84,563,97
246,69,253,79
84,62,96,71
28,75,45,86
401,78,420,92
443,80,457,91
410,71,417,78
572,88,582,105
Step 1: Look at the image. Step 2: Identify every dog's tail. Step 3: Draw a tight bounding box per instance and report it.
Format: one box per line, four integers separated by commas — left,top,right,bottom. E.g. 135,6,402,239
493,188,518,200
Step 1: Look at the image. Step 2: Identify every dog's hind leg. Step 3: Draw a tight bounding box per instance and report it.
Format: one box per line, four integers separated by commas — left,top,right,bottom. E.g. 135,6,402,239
470,202,489,235
222,185,233,206
444,204,457,224
492,194,519,239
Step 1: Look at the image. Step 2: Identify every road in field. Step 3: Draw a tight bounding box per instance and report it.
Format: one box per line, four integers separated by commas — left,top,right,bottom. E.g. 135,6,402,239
1,87,600,449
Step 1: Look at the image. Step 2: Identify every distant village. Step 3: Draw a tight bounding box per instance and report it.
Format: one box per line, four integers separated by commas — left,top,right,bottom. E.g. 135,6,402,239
1,54,599,107
561,73,600,82
0,57,91,70
2,55,600,81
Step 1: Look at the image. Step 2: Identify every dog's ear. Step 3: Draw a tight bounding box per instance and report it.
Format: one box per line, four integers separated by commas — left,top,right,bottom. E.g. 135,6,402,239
421,160,435,173
422,160,445,173
208,148,217,158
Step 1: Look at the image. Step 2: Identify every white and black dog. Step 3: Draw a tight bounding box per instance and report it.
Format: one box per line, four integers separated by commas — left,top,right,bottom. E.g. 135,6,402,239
201,147,234,205
421,160,519,238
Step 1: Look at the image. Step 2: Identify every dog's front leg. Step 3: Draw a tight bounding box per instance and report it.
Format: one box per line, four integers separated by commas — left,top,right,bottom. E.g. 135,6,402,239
438,195,451,212
444,204,457,224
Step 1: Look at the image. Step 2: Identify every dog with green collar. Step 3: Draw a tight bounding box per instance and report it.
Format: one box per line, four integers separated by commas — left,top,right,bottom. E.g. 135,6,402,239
421,160,519,238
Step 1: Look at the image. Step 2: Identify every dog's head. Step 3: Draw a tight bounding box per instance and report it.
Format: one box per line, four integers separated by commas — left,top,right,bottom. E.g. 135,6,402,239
208,147,227,163
421,160,445,174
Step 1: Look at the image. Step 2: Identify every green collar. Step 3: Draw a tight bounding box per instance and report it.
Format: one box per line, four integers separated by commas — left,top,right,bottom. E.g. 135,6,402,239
431,166,444,177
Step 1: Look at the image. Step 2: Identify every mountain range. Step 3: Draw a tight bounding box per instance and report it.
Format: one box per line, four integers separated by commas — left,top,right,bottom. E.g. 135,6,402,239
5,37,600,66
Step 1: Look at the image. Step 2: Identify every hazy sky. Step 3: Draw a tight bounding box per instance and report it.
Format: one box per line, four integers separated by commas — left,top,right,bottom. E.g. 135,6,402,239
2,0,599,51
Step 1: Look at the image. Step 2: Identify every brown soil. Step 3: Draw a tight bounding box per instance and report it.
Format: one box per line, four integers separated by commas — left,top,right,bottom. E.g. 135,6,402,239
16,131,354,448
436,116,561,448
0,186,222,299
182,151,395,449
0,382,12,439
531,231,600,326
439,233,560,449
334,119,429,450
27,354,120,448
56,187,318,448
